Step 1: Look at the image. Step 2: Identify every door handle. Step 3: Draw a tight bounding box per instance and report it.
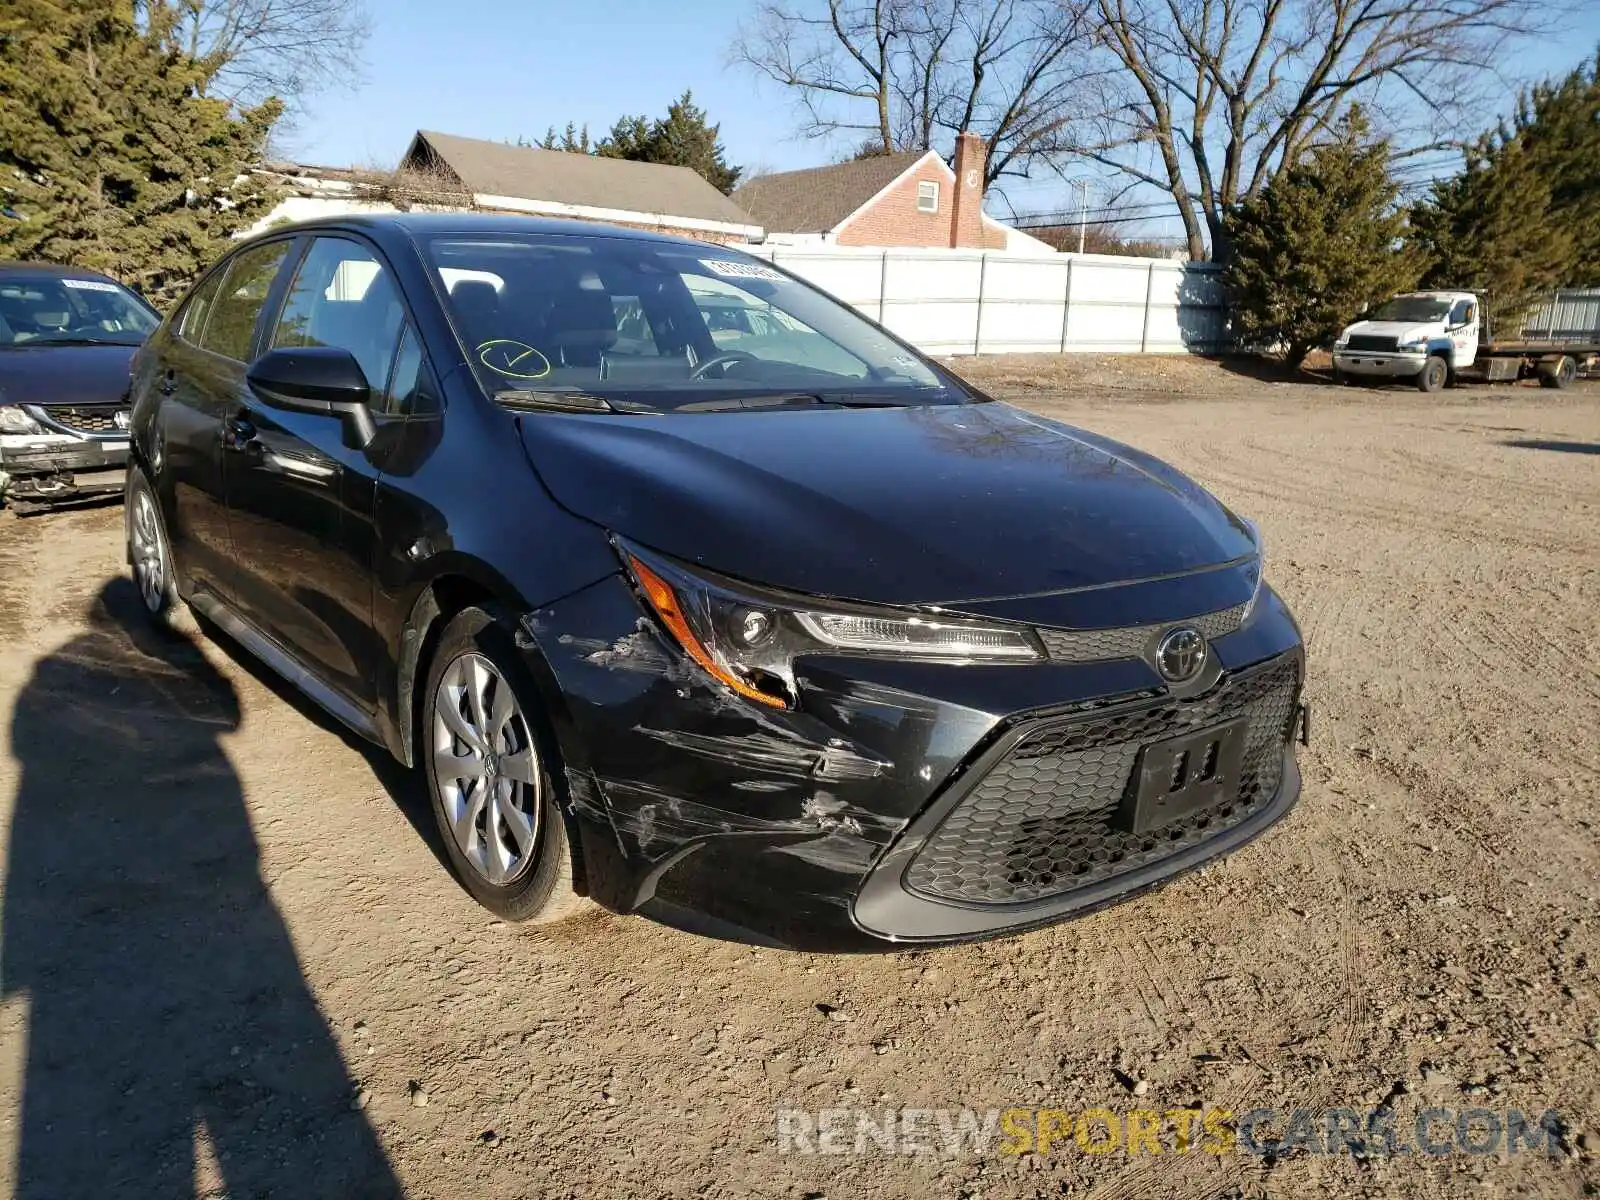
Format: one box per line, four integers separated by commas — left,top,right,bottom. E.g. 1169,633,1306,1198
159,369,177,396
223,415,257,452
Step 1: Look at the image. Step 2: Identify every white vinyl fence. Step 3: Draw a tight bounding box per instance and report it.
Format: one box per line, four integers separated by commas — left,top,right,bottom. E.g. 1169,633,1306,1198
745,245,1227,357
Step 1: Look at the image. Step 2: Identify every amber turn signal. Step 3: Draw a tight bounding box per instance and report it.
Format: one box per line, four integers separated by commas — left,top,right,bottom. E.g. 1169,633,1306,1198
627,554,788,708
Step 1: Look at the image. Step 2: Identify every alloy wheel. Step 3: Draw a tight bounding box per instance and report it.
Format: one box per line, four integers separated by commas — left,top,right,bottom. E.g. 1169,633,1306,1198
130,488,166,613
431,653,542,886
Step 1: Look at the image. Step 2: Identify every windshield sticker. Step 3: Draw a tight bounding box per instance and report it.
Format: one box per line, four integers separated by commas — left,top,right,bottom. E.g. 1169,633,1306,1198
476,339,551,380
61,279,120,293
701,260,784,282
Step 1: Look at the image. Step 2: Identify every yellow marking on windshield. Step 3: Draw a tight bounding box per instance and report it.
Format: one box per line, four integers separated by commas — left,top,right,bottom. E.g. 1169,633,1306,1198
476,339,551,380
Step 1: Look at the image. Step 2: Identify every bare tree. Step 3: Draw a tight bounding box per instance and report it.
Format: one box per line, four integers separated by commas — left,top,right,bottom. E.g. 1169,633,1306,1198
1088,0,1546,259
731,0,1107,188
142,0,371,110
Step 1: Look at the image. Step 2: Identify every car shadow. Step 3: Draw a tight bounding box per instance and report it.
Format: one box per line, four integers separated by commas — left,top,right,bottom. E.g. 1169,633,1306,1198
1500,438,1600,456
1,580,402,1198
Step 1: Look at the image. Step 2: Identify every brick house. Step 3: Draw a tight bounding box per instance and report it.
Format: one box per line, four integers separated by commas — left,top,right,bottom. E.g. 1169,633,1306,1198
732,134,1051,252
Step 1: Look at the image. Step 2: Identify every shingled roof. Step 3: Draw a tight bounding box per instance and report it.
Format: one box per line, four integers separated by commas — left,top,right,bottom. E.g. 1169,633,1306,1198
730,151,931,234
401,131,759,232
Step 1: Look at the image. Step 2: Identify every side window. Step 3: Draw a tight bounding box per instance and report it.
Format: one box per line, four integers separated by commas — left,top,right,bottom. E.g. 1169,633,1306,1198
272,237,405,393
1450,299,1476,327
199,240,292,361
379,323,438,417
176,270,226,344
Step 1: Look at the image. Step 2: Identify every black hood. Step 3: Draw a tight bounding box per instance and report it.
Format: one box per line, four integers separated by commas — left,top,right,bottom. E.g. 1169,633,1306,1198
517,401,1257,608
0,343,139,407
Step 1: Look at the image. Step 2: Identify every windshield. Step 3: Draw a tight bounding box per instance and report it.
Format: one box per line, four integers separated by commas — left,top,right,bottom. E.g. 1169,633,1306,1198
1368,296,1452,324
0,273,159,347
424,233,963,411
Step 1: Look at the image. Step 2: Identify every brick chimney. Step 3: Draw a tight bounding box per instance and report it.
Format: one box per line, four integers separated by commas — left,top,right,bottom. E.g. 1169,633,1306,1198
949,132,987,248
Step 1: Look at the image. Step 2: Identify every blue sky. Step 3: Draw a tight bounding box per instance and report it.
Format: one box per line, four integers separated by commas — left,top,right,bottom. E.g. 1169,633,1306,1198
291,0,812,175
290,1,1599,237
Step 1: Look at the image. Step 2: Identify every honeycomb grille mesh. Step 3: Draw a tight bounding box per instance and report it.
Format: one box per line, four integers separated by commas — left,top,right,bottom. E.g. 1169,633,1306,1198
40,405,127,434
1037,602,1249,663
904,654,1300,905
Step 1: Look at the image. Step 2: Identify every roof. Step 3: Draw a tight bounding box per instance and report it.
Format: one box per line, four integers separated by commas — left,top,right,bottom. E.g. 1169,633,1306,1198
731,151,933,234
250,210,730,250
0,261,121,280
404,131,757,230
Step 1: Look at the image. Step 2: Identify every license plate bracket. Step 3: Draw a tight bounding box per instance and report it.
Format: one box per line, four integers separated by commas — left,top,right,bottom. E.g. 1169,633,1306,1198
1118,717,1249,834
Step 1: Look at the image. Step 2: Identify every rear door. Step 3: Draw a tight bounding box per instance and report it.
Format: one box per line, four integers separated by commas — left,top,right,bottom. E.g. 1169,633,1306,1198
222,234,408,708
150,239,294,600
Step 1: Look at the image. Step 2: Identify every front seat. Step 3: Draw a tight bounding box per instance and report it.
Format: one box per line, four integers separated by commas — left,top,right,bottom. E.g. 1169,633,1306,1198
448,280,503,347
543,289,619,369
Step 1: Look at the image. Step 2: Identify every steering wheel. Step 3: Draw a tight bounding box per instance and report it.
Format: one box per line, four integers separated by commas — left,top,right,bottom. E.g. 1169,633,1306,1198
689,350,761,380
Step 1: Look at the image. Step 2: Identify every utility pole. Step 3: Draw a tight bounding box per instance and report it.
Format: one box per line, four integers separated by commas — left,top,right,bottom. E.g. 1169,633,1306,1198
1076,178,1089,255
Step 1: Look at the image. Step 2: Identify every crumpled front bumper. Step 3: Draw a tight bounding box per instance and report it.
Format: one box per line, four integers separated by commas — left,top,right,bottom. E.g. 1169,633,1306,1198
525,572,1308,952
0,434,129,505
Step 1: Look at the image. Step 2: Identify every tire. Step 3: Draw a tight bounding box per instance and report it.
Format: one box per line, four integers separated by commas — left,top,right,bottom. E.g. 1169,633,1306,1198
1539,355,1576,390
125,466,185,630
1415,355,1448,394
421,606,588,923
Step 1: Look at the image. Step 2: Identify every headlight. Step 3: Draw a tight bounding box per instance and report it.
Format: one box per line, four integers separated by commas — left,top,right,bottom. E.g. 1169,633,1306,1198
1239,518,1265,622
620,541,1042,709
1334,333,1351,349
1399,338,1428,352
0,404,43,435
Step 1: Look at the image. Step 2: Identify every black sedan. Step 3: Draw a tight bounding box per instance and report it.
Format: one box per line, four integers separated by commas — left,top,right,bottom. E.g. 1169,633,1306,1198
125,213,1306,951
0,263,159,510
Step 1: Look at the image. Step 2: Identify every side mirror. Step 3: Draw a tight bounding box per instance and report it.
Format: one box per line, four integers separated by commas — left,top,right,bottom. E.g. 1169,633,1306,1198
247,346,377,448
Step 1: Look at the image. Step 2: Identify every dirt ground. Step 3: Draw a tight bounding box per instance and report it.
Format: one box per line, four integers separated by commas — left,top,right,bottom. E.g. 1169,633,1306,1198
0,357,1595,1199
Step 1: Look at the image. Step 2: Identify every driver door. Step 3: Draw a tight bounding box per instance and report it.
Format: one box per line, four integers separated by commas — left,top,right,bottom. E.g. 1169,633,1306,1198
223,235,405,710
1449,298,1480,367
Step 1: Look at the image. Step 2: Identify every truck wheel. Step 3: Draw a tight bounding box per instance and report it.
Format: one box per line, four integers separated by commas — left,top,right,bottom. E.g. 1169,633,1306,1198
1416,356,1448,394
1539,355,1577,390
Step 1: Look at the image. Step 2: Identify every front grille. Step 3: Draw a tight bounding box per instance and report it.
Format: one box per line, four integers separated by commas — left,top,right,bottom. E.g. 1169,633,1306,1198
39,405,128,435
1037,602,1249,663
904,654,1300,905
1345,334,1400,353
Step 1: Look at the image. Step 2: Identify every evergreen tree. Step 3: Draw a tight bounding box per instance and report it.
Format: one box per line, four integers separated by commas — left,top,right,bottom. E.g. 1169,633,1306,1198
564,93,741,194
527,96,743,193
1411,49,1600,328
0,0,281,304
1221,111,1417,368
596,115,654,162
537,122,592,154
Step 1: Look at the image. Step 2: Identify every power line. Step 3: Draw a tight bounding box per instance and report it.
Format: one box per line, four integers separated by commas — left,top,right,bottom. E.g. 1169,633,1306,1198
1014,206,1189,229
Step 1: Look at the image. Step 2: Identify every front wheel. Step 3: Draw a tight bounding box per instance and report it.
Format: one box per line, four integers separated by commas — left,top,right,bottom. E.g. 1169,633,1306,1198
422,606,589,923
125,467,185,630
1415,355,1448,394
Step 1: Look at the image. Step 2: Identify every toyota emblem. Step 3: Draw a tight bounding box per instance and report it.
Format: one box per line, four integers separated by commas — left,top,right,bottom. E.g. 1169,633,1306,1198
1155,627,1206,683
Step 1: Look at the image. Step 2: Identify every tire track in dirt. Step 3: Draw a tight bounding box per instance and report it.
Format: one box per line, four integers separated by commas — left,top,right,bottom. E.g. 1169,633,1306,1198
1192,461,1600,561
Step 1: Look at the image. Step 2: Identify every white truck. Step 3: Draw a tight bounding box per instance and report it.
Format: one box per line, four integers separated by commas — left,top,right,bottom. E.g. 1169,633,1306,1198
1332,289,1599,392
